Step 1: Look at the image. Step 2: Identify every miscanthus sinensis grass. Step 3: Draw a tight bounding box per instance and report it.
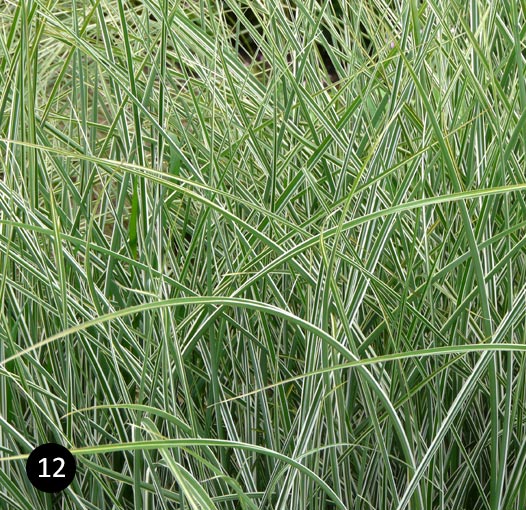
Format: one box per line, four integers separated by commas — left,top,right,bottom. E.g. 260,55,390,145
1,0,526,509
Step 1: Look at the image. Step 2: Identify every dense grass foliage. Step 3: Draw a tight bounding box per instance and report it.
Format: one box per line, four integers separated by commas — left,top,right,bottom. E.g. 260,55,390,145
1,0,526,508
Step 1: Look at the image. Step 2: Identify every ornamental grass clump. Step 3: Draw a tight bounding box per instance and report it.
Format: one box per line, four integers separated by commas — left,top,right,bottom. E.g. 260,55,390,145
0,1,525,509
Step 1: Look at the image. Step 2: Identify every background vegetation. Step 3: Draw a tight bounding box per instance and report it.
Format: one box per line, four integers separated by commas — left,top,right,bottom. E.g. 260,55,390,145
1,0,526,508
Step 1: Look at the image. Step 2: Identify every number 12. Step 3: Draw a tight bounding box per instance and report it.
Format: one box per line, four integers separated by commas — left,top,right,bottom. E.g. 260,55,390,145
38,457,66,478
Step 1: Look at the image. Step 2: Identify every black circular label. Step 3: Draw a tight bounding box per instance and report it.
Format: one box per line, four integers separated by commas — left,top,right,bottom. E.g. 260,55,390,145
25,443,76,493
